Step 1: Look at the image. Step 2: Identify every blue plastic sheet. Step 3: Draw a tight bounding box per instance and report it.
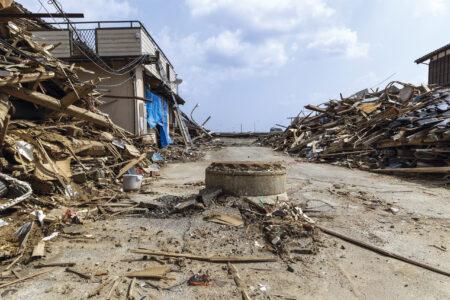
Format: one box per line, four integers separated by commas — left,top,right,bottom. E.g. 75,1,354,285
145,89,172,147
151,152,164,162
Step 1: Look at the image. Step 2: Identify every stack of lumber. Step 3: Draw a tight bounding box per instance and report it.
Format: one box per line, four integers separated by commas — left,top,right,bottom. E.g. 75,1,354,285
261,81,449,173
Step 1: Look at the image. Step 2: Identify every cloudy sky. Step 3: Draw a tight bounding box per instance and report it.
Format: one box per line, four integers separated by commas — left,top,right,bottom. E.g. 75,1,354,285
19,0,450,132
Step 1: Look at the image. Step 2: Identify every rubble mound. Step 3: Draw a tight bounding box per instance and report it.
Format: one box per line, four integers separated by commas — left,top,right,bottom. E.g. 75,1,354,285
259,81,449,174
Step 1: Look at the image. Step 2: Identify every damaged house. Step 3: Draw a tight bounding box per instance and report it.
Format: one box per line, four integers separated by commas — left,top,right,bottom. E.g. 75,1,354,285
415,42,450,87
30,20,187,147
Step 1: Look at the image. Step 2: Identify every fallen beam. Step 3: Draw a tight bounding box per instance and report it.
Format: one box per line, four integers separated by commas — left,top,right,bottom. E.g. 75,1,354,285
305,104,327,113
228,263,251,300
0,86,113,128
0,267,58,289
65,267,91,279
316,224,450,277
130,249,277,263
60,80,99,107
0,92,11,128
35,262,76,268
116,153,146,179
0,72,60,87
370,166,450,173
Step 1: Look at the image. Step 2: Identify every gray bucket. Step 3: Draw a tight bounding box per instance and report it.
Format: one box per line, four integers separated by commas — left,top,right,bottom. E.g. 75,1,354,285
123,174,143,191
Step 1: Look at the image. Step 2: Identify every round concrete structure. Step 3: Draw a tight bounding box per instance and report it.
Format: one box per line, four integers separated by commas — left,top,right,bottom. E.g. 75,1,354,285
205,161,286,196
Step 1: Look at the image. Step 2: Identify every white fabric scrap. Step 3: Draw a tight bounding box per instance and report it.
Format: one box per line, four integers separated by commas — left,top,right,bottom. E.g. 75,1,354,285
42,232,59,241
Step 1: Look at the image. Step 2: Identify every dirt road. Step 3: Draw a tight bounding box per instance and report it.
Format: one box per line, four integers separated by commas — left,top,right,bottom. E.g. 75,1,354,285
4,138,449,299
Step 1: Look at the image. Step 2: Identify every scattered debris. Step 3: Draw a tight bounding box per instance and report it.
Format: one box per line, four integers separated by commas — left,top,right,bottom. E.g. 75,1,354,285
130,249,278,263
188,273,212,286
203,210,244,227
42,232,59,241
31,241,45,258
65,267,91,279
260,81,449,174
228,263,251,300
0,267,58,289
125,266,171,279
0,218,8,227
316,224,450,277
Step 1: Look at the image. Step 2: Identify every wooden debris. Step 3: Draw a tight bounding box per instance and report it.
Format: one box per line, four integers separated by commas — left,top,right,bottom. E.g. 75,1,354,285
88,276,116,298
228,263,251,300
106,276,121,300
31,241,45,257
130,249,278,263
127,277,136,300
260,81,450,174
116,153,146,179
35,262,75,268
371,166,450,173
65,267,91,279
125,266,171,279
0,86,115,128
204,210,244,227
316,224,450,277
0,267,57,289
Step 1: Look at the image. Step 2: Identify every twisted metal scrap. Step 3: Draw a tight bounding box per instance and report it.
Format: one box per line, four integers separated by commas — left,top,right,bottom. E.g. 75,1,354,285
0,173,32,211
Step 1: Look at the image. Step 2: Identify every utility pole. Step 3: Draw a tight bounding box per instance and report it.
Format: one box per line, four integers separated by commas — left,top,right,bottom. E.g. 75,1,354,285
240,123,242,133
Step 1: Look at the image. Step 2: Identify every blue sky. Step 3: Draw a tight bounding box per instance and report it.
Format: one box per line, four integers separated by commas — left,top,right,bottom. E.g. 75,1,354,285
20,0,450,132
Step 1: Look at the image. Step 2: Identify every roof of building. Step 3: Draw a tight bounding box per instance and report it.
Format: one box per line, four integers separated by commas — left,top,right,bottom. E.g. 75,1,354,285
144,70,185,105
415,42,450,64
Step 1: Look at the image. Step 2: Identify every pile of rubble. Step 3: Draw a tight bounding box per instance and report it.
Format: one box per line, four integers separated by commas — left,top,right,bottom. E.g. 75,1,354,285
261,81,449,173
0,2,196,262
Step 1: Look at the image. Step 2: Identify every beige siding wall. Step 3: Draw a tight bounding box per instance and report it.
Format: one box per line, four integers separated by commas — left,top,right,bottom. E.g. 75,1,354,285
97,28,142,57
31,30,71,58
77,61,136,134
141,29,177,93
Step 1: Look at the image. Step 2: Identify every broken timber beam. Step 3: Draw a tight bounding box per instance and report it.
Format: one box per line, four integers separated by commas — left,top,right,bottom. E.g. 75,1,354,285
305,104,327,113
116,153,146,179
0,267,58,289
0,72,60,87
228,263,251,300
130,249,277,263
0,86,113,128
316,225,450,277
60,78,99,107
0,92,11,128
370,166,450,173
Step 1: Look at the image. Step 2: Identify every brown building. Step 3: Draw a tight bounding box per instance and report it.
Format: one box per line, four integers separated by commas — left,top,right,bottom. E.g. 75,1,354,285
30,20,186,146
415,43,450,87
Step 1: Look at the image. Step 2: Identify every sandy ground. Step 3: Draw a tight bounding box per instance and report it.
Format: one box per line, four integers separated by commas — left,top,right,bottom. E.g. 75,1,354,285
2,138,449,300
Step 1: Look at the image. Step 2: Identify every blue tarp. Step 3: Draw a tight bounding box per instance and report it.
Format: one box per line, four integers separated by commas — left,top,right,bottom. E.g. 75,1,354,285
145,89,172,147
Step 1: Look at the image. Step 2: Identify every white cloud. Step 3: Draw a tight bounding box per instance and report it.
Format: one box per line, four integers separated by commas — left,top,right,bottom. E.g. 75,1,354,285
18,0,135,21
186,0,334,31
307,27,369,58
155,0,370,98
407,0,449,17
157,29,287,78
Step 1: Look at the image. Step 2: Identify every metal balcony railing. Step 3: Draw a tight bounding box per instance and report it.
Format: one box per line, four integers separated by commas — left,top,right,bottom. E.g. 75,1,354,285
46,20,173,68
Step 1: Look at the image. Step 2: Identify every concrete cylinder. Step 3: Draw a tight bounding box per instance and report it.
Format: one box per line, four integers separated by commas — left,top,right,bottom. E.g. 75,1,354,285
205,161,286,196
